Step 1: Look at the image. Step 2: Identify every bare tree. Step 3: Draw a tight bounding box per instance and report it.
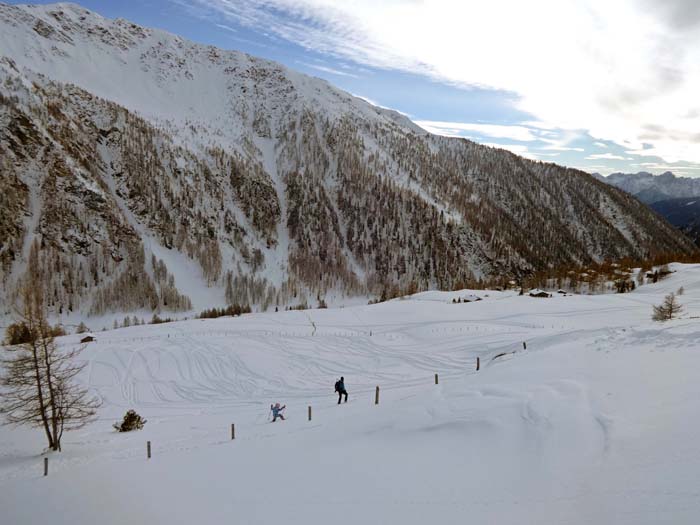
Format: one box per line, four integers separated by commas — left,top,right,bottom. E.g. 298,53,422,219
0,249,101,451
652,292,684,322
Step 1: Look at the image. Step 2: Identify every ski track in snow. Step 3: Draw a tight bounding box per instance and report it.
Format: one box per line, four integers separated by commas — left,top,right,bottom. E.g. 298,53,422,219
2,264,700,524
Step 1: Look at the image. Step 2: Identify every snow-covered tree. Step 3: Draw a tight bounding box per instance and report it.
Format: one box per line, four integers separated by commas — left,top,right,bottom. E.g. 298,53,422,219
652,293,683,322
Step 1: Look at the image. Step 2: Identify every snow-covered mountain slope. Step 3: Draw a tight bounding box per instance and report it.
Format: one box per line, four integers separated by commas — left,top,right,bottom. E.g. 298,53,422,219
2,263,700,524
0,2,696,319
650,198,700,246
598,171,700,246
600,171,700,204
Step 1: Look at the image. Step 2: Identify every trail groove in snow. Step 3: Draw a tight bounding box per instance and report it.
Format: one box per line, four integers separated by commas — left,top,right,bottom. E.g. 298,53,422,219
2,264,700,524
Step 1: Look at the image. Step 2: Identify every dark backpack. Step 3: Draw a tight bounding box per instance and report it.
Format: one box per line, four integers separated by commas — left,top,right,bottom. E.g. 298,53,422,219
334,380,341,392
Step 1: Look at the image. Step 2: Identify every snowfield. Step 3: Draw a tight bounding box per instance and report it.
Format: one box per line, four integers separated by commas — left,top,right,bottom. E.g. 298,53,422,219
2,264,700,524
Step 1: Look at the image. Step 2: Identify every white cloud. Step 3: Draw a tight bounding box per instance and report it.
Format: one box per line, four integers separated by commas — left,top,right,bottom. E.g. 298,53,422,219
296,61,359,78
215,23,237,33
594,142,608,148
586,153,629,160
416,121,538,142
639,163,700,170
537,130,586,151
542,145,585,152
188,0,700,166
520,120,559,131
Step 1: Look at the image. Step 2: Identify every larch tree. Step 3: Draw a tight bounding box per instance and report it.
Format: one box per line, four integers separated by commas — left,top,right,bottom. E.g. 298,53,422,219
0,243,101,451
652,292,684,322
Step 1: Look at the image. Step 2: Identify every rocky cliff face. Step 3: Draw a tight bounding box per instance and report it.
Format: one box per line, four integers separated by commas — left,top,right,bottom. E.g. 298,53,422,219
0,2,696,318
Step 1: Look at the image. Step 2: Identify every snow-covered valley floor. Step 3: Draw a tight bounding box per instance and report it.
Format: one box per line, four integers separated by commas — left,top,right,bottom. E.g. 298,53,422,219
2,265,700,524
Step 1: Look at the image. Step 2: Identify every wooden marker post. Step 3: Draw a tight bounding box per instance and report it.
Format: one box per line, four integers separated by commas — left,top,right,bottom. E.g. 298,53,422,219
44,457,48,477
435,373,439,385
147,441,151,459
375,386,380,405
308,406,312,421
476,357,480,371
523,341,527,350
231,423,235,440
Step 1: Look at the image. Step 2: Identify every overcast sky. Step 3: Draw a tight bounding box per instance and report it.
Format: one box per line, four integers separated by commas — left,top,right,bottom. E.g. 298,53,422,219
11,0,700,177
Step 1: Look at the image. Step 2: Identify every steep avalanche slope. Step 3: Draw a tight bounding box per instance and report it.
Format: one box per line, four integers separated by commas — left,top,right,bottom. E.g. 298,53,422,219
0,2,696,318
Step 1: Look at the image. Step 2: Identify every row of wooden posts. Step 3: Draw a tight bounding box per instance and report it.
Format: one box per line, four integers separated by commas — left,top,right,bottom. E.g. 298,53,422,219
42,342,528,474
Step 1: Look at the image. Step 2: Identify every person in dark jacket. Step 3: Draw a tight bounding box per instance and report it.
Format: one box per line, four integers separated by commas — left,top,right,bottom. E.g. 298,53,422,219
334,377,348,404
271,403,286,422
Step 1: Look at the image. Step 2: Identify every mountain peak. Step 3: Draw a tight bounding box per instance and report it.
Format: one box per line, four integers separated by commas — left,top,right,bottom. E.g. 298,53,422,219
0,1,424,143
601,170,700,204
0,2,696,319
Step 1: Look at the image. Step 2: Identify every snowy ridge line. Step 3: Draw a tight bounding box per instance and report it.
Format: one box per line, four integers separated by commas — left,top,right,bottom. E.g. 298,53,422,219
97,329,519,343
89,322,540,344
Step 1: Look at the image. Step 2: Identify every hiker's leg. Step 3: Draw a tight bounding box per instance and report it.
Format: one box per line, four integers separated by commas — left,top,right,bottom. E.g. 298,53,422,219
280,414,285,420
338,392,342,404
344,392,348,403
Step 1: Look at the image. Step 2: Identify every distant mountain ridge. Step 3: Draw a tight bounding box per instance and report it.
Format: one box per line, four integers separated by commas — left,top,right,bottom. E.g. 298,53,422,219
0,2,696,320
598,171,700,246
599,171,700,204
